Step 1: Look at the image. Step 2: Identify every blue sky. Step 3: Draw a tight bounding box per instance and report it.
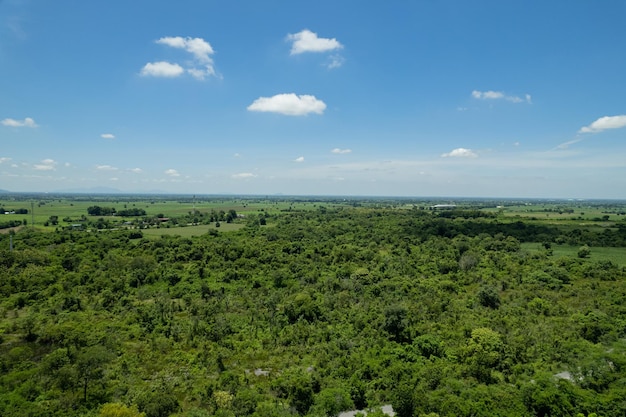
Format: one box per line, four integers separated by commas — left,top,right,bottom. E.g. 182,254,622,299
1,0,625,198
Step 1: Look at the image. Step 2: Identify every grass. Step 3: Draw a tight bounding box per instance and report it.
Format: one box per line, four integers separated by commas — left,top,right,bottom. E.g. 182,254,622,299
521,242,626,267
140,223,245,238
0,197,332,229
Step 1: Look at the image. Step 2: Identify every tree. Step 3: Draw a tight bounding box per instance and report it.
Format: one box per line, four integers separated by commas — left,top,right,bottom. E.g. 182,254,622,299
384,304,409,342
99,403,146,417
392,383,417,417
75,345,113,402
312,386,354,417
477,286,501,309
578,245,591,258
463,327,503,383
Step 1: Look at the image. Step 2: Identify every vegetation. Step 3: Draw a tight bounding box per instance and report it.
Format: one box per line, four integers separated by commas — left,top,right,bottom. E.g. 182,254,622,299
1,194,626,416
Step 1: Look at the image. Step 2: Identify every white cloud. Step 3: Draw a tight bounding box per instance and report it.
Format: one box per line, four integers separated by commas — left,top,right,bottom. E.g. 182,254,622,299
331,148,352,154
141,61,185,77
471,90,531,104
579,115,626,134
165,168,180,177
441,148,478,158
247,93,326,116
556,139,582,150
287,29,343,55
294,156,305,163
145,36,217,80
232,172,257,179
96,165,118,171
157,36,214,63
187,66,216,80
472,90,503,100
2,117,38,127
327,54,345,69
0,157,12,163
129,168,143,173
34,159,57,171
101,133,115,139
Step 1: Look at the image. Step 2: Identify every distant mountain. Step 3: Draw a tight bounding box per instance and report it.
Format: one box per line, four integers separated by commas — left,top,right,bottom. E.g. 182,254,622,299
0,189,10,193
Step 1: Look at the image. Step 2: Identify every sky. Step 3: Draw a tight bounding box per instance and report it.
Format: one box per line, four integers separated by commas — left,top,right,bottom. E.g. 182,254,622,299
1,0,625,198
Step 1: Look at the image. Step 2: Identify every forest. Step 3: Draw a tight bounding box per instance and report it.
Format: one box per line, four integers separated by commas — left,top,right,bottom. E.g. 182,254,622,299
1,195,626,417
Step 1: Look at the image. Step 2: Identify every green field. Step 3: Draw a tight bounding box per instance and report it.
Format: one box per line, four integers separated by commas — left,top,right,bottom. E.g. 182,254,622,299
140,222,245,237
521,242,626,266
0,196,348,230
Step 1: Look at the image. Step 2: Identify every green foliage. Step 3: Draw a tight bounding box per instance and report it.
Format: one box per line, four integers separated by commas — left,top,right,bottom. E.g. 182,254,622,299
578,245,592,258
383,304,409,343
521,374,578,417
463,328,503,383
99,402,146,417
1,198,626,416
312,386,354,416
477,286,501,309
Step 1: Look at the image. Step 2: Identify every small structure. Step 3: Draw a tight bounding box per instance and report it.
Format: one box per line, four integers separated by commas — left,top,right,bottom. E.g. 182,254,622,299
431,204,457,210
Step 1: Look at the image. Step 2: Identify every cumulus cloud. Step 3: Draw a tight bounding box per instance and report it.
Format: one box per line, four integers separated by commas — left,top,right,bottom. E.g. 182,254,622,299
34,159,57,171
441,148,478,158
471,90,531,104
579,115,626,134
141,61,185,77
142,36,217,80
247,93,326,116
232,173,257,179
101,133,115,139
0,157,12,163
331,148,352,154
96,165,118,171
165,169,180,177
129,168,143,173
187,66,216,80
294,156,305,163
287,29,343,55
2,117,38,127
157,36,214,63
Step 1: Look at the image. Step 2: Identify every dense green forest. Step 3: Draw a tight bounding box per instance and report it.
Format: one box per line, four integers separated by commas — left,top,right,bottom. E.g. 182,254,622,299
1,201,626,416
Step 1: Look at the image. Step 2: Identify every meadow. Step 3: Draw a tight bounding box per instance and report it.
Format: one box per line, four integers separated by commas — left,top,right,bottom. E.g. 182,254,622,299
521,242,626,267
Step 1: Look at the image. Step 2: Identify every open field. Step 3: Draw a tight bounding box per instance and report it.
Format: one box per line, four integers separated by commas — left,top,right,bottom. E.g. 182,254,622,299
521,242,626,266
0,195,355,230
140,222,245,237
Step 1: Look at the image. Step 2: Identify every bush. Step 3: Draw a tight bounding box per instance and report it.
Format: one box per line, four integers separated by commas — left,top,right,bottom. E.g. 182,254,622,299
578,245,591,258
